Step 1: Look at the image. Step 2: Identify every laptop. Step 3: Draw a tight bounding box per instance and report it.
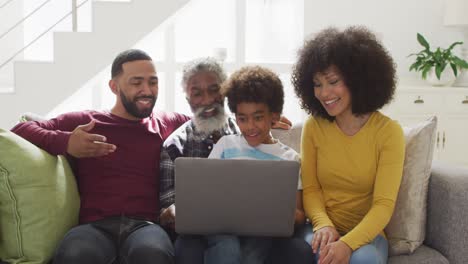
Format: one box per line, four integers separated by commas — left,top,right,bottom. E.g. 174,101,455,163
174,157,299,237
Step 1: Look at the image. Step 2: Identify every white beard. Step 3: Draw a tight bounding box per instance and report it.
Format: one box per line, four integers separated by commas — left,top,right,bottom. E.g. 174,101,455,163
192,105,228,137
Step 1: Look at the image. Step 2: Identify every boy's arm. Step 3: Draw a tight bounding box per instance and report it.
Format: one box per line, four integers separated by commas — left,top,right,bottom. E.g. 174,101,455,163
293,153,306,225
295,190,306,225
301,119,334,231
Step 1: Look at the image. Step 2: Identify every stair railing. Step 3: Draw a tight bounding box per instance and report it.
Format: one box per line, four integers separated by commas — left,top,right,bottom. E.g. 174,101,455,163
0,0,89,70
0,0,16,9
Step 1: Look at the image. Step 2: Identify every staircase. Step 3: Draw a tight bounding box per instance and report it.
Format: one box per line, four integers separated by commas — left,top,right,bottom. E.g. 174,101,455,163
0,0,189,129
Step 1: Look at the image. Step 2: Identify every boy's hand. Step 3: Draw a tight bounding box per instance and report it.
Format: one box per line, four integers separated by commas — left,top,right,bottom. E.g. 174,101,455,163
294,209,306,226
67,120,117,158
272,115,292,130
160,204,176,229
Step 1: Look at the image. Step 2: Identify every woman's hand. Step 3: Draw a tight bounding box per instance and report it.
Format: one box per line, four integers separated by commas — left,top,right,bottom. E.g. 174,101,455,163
318,240,352,264
311,226,340,253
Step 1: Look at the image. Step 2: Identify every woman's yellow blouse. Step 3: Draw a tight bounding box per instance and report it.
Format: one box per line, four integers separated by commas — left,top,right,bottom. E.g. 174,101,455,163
301,111,405,250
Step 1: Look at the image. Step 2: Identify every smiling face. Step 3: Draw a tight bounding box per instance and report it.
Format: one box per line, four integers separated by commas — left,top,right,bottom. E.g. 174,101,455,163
235,102,279,147
186,71,227,135
186,71,224,119
313,66,352,119
110,60,158,120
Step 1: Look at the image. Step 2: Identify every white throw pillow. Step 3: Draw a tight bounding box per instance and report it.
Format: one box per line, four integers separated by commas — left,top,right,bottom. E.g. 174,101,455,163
385,116,437,256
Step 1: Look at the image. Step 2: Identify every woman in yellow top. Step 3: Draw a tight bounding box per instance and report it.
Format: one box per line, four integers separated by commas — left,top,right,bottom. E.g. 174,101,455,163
291,26,405,264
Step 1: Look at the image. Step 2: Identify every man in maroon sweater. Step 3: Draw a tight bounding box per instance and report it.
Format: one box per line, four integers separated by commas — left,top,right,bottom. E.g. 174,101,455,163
11,49,189,264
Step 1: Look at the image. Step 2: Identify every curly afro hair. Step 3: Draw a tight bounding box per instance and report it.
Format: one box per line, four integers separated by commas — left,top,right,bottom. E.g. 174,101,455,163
222,66,284,114
292,26,397,121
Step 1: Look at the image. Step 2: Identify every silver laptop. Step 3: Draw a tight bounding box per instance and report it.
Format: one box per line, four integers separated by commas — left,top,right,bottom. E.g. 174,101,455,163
174,157,299,237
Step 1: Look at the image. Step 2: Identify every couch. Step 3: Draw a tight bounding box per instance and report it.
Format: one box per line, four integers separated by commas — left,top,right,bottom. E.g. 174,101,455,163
272,124,468,264
1,120,467,264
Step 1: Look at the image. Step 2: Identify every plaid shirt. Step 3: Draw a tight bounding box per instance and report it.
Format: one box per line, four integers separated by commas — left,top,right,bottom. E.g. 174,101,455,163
159,117,239,209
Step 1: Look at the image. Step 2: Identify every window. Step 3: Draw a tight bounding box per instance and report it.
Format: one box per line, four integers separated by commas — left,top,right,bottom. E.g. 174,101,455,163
246,0,303,64
174,0,236,63
49,0,307,124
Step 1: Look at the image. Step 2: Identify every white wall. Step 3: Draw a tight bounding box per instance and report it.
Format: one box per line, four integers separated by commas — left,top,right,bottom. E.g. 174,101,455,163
304,0,465,85
1,0,465,129
0,0,23,91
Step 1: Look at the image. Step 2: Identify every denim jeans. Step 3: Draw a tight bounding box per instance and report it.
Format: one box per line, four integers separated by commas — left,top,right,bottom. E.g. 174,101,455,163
175,235,241,264
303,224,388,264
53,216,174,264
176,229,312,264
267,225,314,264
241,237,272,264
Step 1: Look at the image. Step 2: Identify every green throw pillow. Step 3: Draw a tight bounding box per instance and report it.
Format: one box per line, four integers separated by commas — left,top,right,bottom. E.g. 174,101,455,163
0,129,80,264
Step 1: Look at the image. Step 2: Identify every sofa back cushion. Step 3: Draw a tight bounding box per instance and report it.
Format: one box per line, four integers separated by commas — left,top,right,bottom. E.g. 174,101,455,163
271,123,302,153
0,129,80,264
385,116,437,255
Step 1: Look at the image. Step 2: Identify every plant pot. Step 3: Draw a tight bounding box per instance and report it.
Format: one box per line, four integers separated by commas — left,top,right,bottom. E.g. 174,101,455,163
426,67,456,87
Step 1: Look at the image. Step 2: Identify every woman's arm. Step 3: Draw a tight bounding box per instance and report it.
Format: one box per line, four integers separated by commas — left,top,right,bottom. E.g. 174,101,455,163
301,118,334,230
340,121,405,250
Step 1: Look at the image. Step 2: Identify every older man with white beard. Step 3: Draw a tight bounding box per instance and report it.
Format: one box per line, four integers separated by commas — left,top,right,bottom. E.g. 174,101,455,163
158,58,240,264
158,57,312,264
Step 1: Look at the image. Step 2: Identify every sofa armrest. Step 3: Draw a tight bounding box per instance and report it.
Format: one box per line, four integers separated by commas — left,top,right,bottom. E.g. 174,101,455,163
424,161,468,264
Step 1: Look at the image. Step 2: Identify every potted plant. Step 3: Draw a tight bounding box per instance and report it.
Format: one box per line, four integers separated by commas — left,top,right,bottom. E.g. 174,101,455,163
409,33,468,86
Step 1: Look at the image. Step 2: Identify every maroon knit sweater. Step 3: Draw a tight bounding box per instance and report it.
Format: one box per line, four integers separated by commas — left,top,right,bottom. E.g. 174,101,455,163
11,110,189,223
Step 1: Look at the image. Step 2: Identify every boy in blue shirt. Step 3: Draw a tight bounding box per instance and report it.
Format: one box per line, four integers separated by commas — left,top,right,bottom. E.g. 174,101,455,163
208,66,306,264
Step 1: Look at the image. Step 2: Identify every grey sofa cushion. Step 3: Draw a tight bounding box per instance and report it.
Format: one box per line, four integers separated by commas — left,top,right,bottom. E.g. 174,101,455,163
388,245,448,264
271,123,302,153
425,162,468,264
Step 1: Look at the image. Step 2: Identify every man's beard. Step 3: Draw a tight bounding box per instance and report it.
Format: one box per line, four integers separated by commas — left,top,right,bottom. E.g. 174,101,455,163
192,102,228,136
120,90,156,119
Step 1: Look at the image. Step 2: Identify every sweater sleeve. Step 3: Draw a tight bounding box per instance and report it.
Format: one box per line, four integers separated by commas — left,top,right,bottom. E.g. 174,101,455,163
10,112,90,155
301,117,334,231
340,121,405,250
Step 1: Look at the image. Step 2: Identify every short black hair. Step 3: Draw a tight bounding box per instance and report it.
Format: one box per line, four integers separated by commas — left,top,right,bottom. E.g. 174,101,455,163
111,49,152,78
292,26,397,121
222,66,284,114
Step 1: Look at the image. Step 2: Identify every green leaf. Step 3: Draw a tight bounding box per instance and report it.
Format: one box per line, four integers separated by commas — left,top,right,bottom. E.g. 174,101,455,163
417,33,430,50
434,48,442,63
450,63,458,76
447,41,463,52
435,64,442,80
453,56,468,68
422,64,432,79
408,33,466,80
408,52,422,57
409,61,421,72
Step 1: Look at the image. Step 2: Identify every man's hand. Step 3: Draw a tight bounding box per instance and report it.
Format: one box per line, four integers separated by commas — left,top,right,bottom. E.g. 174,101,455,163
67,120,116,158
312,226,340,254
160,204,176,229
272,115,292,130
318,240,352,264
